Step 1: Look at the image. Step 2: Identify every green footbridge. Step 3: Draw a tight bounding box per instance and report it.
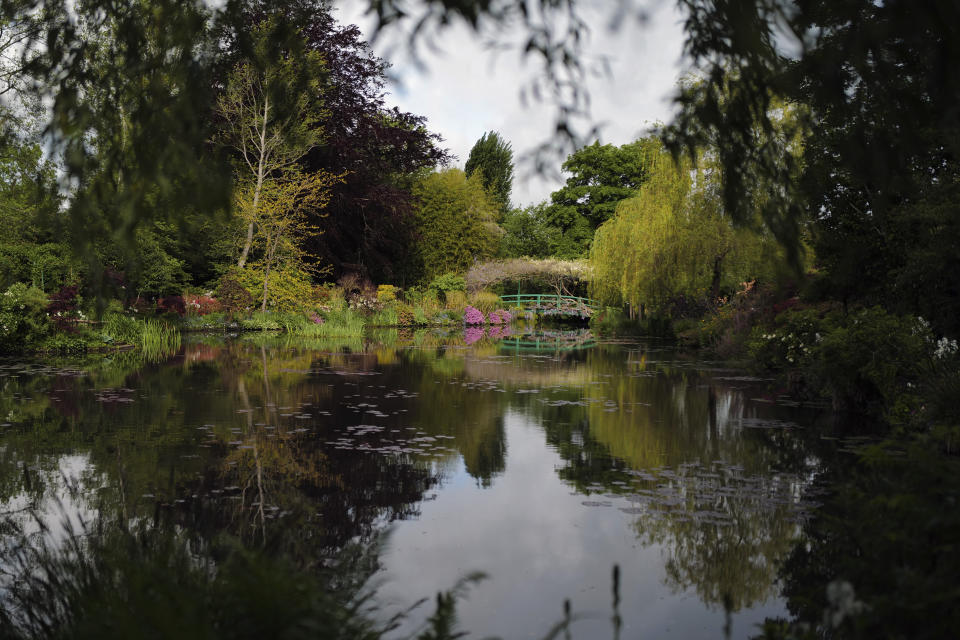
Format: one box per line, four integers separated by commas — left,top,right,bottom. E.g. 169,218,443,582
498,294,601,319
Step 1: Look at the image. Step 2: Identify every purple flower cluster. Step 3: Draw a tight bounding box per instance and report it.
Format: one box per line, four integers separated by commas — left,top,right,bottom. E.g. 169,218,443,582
487,309,512,324
463,305,485,325
309,312,324,324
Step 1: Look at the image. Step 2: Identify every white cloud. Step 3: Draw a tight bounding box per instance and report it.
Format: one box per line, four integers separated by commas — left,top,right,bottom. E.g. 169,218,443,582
333,1,686,206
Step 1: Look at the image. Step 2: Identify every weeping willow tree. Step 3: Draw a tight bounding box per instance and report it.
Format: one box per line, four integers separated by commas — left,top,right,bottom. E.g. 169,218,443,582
590,140,790,318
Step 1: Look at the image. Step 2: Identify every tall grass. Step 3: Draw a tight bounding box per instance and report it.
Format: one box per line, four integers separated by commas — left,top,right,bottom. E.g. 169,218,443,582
140,319,181,361
290,311,366,337
102,314,181,360
0,511,478,640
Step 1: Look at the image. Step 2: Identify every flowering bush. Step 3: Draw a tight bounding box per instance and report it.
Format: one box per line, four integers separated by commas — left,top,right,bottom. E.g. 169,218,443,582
185,292,221,316
487,309,512,324
463,305,485,325
747,308,829,371
814,308,930,418
309,312,324,325
347,294,382,313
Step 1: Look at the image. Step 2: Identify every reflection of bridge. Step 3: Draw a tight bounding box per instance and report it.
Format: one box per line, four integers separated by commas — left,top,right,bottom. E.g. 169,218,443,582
499,294,600,319
498,330,596,353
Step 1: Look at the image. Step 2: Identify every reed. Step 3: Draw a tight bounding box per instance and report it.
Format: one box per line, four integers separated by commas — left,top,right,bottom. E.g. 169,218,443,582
290,310,367,337
139,319,181,361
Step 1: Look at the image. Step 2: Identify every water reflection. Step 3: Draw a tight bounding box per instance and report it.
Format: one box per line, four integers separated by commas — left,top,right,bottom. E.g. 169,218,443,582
0,331,828,638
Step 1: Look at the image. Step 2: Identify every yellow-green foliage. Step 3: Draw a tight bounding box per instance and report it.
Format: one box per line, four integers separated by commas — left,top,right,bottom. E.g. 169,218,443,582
591,140,792,314
412,169,499,281
233,264,317,313
376,284,398,303
444,290,467,310
469,290,500,312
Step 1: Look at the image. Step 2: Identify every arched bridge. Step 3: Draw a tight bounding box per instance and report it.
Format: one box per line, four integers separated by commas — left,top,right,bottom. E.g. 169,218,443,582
498,294,600,319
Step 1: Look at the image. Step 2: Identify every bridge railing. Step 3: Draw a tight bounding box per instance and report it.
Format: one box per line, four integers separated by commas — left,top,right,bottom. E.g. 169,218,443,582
498,293,601,310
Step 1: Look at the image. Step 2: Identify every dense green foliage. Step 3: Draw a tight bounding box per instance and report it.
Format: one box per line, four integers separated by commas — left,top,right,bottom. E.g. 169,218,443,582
499,203,561,258
545,139,655,257
464,131,514,216
590,141,787,317
410,169,499,282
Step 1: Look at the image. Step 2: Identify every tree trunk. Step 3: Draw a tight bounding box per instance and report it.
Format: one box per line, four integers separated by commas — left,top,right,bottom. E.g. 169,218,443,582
237,95,270,269
261,260,271,313
711,255,723,301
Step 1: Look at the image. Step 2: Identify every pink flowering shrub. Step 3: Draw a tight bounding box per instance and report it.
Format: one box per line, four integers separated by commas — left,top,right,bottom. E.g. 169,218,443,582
487,309,513,324
309,312,324,324
463,305,485,325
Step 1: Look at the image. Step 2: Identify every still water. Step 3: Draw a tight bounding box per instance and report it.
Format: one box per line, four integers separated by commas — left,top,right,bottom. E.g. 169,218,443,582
0,330,829,638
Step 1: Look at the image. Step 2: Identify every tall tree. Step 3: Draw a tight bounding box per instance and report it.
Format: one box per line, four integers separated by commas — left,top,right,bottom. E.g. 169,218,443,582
215,20,326,269
545,139,656,258
591,140,784,317
227,2,451,283
465,131,513,216
411,169,499,281
233,169,341,311
4,0,238,297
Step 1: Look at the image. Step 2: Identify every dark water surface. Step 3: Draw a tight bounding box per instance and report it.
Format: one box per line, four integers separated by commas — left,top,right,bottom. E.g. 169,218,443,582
0,331,832,638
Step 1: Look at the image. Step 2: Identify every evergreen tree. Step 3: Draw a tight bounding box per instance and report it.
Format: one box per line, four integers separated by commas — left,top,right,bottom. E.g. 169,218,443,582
465,131,514,216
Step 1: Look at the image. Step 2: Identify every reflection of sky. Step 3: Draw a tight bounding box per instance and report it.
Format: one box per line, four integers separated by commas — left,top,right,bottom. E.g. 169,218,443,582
373,410,788,639
2,454,103,543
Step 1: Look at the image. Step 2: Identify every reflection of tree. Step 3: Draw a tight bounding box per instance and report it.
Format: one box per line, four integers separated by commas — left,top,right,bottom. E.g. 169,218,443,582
405,349,507,487
0,340,446,563
633,469,805,611
492,343,819,611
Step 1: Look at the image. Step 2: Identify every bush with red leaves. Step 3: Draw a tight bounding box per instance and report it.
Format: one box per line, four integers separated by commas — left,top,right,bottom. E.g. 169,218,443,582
157,296,186,316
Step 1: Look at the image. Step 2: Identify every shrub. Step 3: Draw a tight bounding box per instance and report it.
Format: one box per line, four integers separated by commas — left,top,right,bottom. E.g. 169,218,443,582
747,308,833,372
444,290,467,310
157,295,186,316
813,308,930,418
395,303,416,327
429,272,466,301
376,284,398,303
313,282,342,305
184,292,221,316
216,277,254,316
233,265,318,313
488,309,512,324
46,285,80,330
0,283,50,352
469,290,500,313
463,306,485,325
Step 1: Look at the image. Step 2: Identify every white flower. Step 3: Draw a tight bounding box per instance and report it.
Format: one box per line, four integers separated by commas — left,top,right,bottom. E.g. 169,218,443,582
934,336,958,359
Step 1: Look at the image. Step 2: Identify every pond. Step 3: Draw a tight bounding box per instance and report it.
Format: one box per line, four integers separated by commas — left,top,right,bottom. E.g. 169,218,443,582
0,330,835,638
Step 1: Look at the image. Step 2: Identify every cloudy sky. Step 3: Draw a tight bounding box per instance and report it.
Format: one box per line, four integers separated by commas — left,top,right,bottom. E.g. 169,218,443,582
333,1,687,207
